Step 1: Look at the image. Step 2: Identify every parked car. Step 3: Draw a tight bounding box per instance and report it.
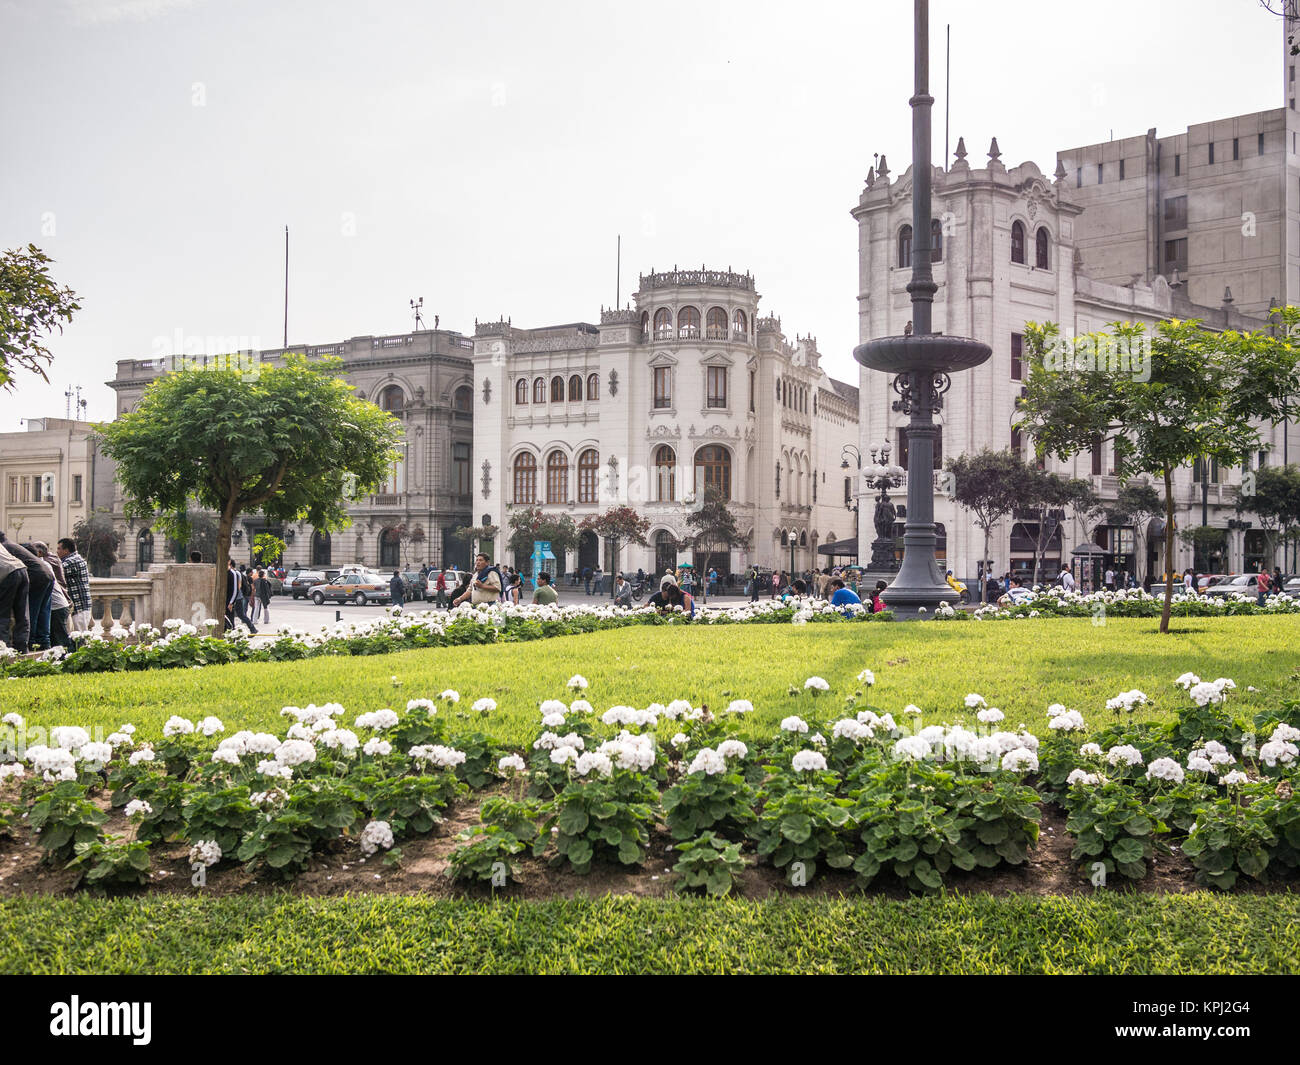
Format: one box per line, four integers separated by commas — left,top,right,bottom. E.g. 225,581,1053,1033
309,572,393,606
1196,573,1227,590
1203,574,1261,599
290,570,329,599
400,570,427,601
1283,577,1300,597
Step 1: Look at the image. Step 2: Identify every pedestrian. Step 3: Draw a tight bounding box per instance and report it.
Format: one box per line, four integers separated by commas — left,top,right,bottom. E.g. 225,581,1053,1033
707,567,718,596
1104,566,1116,592
1256,567,1271,607
225,558,258,633
389,570,406,608
870,580,888,613
826,577,862,616
0,539,29,652
56,537,92,634
255,568,273,624
1057,566,1075,592
454,553,502,606
648,573,694,618
533,571,560,605
435,567,449,609
508,572,523,604
748,564,760,603
593,565,605,595
1274,565,1284,593
770,571,778,599
612,572,632,607
583,566,593,595
3,535,54,650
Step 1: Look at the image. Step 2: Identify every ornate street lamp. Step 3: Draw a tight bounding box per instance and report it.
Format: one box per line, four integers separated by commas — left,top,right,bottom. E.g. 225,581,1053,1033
853,0,991,618
862,443,905,575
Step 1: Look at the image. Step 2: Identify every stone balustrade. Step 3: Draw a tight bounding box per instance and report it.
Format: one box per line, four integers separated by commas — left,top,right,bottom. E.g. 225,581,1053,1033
86,563,220,636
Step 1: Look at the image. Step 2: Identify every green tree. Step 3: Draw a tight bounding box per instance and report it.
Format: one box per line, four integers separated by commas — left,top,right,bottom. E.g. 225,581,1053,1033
96,354,402,622
684,488,745,603
507,507,580,572
252,533,287,567
1107,480,1163,579
0,245,81,392
579,506,651,594
71,508,123,578
1019,313,1300,632
944,449,1036,603
1241,463,1300,569
1178,525,1228,572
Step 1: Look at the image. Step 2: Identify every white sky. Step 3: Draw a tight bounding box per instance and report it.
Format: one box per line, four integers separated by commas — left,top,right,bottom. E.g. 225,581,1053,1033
0,0,1286,430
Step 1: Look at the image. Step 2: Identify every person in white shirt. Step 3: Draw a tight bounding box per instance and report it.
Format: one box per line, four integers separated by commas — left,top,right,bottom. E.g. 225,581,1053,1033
1104,567,1116,591
1058,568,1075,592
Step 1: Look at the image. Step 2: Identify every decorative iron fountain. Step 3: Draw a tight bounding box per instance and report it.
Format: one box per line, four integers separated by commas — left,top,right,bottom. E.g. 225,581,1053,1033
853,0,992,618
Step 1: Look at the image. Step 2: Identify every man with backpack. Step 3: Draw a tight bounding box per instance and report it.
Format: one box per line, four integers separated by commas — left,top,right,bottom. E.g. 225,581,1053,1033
226,559,258,633
454,553,502,606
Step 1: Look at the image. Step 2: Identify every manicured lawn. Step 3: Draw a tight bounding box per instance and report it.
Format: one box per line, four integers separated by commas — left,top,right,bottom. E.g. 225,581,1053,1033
0,892,1295,974
6,617,1300,748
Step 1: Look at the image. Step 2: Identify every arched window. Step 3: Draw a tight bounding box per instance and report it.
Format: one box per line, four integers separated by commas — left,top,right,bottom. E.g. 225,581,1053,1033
654,445,676,501
930,218,943,263
310,530,332,567
454,385,473,411
1035,227,1050,269
137,528,154,570
1011,221,1026,264
515,378,528,404
546,450,568,503
578,449,599,503
640,311,649,341
694,445,732,501
706,307,728,339
678,306,700,339
379,527,401,569
550,376,564,403
378,385,404,413
513,452,537,503
733,309,747,338
533,377,546,403
568,374,582,401
898,225,913,268
653,308,672,340
586,373,599,400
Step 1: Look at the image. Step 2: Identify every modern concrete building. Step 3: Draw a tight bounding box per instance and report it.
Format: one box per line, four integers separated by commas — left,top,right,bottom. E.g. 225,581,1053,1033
472,267,860,579
853,139,1275,584
106,329,475,574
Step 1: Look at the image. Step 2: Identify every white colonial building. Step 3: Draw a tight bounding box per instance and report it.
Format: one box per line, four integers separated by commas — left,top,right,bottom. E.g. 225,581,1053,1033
853,139,1280,583
472,267,859,579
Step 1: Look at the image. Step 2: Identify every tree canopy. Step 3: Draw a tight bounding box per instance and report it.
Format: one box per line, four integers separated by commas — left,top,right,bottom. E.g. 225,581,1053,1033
97,354,402,619
1019,313,1300,630
0,245,81,392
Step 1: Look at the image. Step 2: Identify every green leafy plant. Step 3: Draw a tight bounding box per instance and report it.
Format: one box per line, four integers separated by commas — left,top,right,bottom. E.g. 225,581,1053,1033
672,831,747,895
182,785,257,855
27,781,107,864
1181,788,1278,889
365,772,466,836
538,771,660,874
67,835,151,890
446,825,527,885
751,772,855,883
662,763,756,841
1064,779,1169,881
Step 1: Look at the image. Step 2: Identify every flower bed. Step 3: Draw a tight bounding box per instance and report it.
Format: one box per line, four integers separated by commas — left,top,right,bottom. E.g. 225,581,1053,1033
0,600,894,680
954,588,1300,620
2,665,1296,899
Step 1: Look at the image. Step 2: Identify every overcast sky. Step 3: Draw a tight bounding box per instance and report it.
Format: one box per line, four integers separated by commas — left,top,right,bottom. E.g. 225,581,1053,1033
0,0,1286,431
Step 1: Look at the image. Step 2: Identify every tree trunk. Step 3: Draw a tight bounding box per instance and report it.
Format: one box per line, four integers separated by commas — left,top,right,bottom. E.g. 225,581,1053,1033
215,498,237,638
981,525,991,604
1161,467,1174,634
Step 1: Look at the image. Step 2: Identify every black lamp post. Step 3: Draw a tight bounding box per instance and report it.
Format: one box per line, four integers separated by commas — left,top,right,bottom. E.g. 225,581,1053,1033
841,445,862,565
862,443,905,574
853,0,991,618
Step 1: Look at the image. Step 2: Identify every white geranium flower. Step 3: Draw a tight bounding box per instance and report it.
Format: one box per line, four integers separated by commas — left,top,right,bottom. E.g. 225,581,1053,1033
1220,770,1249,786
856,669,876,686
1105,689,1149,712
893,736,931,762
780,715,809,734
274,739,317,768
438,689,460,704
569,699,594,715
977,708,1005,724
1145,757,1185,784
575,751,614,778
497,753,526,773
791,749,827,773
124,799,153,818
670,732,688,748
211,748,241,766
472,698,497,714
197,717,224,737
804,676,830,692
724,700,754,715
541,712,567,728
410,744,466,768
1,713,23,728
832,718,872,743
1066,768,1100,787
549,744,579,766
255,759,292,781
406,698,437,713
567,675,589,691
1260,739,1298,768
364,738,392,757
128,747,156,766
1001,748,1039,773
51,726,90,751
717,739,748,760
359,820,395,856
1078,742,1103,758
162,716,196,738
188,840,222,868
1048,709,1087,732
688,748,728,776
1106,744,1145,767
964,693,987,709
356,709,400,730
902,704,922,716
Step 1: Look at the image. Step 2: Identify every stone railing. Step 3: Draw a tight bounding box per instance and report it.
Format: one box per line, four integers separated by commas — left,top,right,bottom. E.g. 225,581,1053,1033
86,563,219,636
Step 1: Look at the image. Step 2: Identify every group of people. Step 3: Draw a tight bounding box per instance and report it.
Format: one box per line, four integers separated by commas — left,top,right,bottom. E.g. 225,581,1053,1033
0,534,92,653
225,558,275,633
